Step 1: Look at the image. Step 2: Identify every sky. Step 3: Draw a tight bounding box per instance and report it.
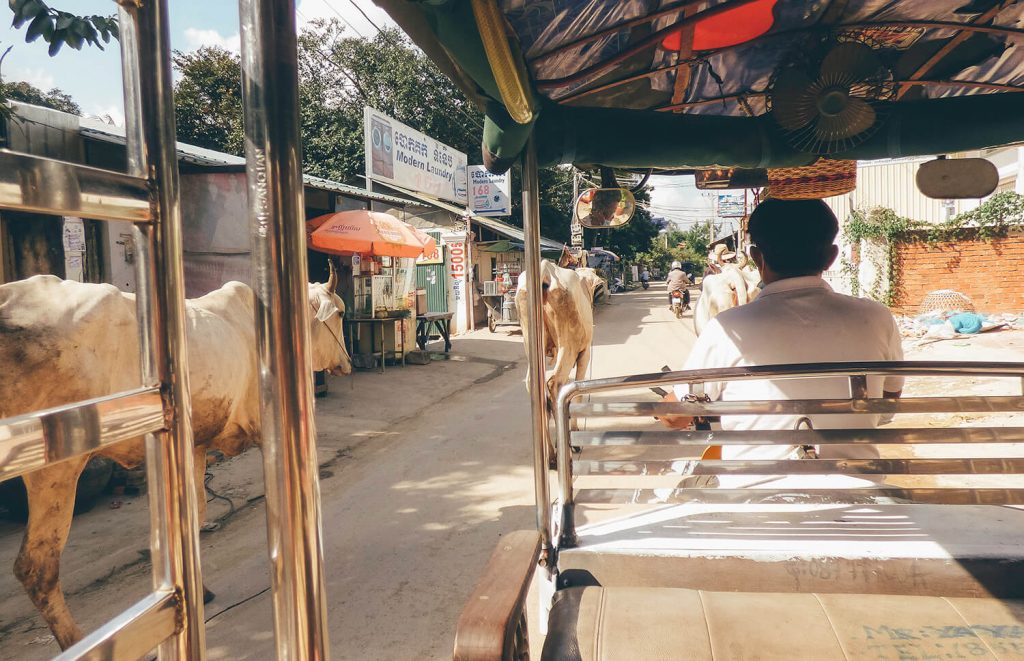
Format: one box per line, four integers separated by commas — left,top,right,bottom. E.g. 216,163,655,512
1,1,702,219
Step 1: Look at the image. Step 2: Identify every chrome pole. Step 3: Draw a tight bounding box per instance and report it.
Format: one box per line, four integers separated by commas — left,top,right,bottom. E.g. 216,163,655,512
521,137,552,553
238,1,330,658
118,1,206,657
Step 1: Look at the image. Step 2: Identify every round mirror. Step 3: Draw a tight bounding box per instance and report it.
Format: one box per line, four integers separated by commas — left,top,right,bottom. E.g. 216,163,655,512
575,188,636,228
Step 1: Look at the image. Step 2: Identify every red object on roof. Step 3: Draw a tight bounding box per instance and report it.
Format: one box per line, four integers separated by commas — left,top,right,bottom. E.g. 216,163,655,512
661,0,777,52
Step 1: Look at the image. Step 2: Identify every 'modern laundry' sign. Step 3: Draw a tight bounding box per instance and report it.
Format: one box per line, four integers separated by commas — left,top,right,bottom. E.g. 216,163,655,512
364,106,468,205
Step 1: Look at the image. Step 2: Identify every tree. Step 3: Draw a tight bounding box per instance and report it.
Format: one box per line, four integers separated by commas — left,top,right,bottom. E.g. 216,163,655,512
0,78,80,114
172,46,244,155
296,20,481,182
8,0,117,56
636,222,716,272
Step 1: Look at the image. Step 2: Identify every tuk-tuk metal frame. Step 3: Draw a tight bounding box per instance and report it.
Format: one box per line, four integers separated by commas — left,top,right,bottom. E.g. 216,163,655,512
0,0,331,658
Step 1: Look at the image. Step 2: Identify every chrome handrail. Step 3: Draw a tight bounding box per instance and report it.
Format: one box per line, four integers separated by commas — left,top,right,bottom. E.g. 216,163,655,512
553,361,1024,548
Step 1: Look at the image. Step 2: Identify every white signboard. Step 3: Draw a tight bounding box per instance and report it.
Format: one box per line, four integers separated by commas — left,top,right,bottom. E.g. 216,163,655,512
442,232,472,335
468,166,510,216
717,193,746,218
364,106,468,205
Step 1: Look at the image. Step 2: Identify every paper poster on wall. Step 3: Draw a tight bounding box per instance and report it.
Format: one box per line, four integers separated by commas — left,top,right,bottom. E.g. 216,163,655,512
468,166,510,216
63,217,85,251
364,106,468,205
65,254,84,281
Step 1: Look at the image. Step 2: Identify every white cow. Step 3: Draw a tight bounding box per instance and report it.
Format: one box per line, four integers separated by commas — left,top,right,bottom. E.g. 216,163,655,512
574,267,607,305
515,260,594,412
694,258,761,335
0,270,350,650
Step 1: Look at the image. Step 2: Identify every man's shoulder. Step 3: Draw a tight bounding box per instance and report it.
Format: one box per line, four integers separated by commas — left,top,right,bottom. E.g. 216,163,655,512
824,290,896,318
718,286,895,324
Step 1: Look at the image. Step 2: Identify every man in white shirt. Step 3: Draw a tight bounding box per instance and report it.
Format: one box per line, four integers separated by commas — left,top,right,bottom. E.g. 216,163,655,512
660,198,904,462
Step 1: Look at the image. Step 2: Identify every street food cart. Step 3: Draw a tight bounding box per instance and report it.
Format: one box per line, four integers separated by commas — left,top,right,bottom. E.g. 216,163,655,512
307,209,435,371
376,1,1024,659
478,240,522,333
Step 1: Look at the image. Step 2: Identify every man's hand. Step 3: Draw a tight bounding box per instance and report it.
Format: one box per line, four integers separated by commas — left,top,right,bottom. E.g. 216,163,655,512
656,391,694,430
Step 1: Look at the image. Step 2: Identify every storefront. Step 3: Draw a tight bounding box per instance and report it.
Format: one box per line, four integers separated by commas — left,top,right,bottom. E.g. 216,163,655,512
368,180,564,332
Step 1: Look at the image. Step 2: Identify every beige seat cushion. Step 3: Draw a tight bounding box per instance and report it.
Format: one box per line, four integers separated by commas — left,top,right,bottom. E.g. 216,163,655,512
541,587,1024,660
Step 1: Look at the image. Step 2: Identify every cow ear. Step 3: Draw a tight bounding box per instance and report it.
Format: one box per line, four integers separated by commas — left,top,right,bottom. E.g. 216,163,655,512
314,296,336,323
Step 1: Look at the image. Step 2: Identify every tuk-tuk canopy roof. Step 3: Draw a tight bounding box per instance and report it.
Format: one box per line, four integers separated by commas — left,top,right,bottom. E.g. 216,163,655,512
379,0,1024,173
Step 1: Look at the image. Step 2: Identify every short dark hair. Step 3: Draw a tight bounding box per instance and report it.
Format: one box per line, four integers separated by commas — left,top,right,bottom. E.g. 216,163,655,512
747,199,839,277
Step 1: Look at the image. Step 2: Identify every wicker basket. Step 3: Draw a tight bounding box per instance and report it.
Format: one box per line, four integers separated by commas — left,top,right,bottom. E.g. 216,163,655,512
919,290,976,315
766,159,856,199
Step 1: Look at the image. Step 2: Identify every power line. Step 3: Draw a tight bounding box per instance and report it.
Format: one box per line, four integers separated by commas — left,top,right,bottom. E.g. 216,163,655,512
318,0,365,37
346,0,384,34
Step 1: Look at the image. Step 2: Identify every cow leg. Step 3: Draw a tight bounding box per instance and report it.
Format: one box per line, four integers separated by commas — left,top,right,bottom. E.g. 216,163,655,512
568,345,593,433
14,456,89,650
191,446,217,605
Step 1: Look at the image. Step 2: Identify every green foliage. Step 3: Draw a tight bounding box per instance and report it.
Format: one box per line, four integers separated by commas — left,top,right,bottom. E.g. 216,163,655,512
8,0,117,56
0,78,79,113
636,222,717,272
929,191,1024,242
842,192,1024,307
172,47,244,155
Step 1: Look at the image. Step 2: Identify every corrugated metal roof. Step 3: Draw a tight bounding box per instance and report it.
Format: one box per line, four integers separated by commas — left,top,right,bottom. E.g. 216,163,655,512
371,180,565,251
79,117,419,207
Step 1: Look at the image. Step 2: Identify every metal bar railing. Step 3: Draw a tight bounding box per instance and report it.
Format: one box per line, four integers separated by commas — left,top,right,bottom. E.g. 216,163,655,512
0,387,163,482
120,1,207,657
521,136,553,557
578,458,1024,475
54,590,178,661
572,396,1024,417
574,488,1024,506
572,427,1024,446
554,361,1024,548
238,1,331,658
0,150,152,222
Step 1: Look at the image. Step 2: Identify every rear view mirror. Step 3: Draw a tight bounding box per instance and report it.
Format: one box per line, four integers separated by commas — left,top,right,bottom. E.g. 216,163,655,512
575,188,636,228
917,157,998,199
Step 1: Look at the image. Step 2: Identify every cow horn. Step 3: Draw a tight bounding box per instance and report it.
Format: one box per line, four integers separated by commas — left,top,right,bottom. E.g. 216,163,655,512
326,260,338,293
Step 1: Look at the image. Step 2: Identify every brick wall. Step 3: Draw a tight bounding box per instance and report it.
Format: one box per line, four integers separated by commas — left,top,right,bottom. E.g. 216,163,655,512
894,232,1024,314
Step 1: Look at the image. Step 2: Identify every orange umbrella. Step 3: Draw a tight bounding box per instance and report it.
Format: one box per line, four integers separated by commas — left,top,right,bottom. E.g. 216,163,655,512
306,210,437,258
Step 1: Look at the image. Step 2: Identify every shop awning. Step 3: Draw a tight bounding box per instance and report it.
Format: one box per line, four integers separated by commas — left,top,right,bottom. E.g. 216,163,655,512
371,180,565,252
306,210,436,258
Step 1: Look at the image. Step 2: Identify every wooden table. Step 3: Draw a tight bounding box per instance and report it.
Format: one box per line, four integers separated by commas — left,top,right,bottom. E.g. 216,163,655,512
344,316,407,373
416,312,454,352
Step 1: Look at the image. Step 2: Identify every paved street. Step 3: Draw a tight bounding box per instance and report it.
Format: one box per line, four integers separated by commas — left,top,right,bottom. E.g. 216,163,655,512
0,286,698,660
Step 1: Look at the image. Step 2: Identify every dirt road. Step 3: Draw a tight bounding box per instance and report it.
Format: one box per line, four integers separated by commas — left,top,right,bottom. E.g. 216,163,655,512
0,286,697,659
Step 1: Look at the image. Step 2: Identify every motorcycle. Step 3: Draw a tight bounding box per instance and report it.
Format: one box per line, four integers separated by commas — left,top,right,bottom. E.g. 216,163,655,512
670,289,691,318
641,279,649,290
670,291,684,319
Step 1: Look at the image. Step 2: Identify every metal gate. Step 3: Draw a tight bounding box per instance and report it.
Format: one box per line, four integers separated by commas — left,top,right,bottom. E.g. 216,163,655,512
416,231,447,312
0,0,328,659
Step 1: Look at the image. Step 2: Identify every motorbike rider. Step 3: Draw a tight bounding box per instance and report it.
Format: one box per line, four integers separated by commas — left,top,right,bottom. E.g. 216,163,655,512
640,267,651,289
666,261,691,310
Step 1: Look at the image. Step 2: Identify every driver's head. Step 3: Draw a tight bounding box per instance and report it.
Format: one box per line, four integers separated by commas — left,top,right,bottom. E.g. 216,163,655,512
748,199,839,278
